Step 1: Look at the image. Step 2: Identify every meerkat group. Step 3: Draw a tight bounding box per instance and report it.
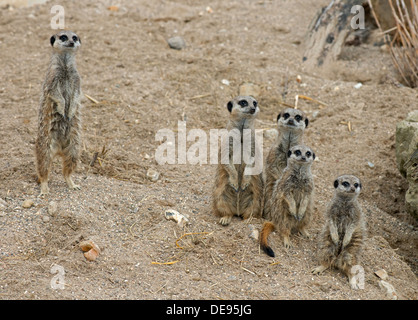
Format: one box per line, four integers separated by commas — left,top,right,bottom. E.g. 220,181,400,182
212,96,366,288
34,30,366,290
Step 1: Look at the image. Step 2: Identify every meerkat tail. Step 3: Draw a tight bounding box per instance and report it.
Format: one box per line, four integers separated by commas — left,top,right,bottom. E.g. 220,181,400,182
260,222,276,257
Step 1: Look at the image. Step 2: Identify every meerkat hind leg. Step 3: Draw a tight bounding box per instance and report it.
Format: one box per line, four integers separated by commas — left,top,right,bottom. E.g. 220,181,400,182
299,226,311,239
219,215,233,226
311,264,329,275
39,180,50,196
62,153,80,190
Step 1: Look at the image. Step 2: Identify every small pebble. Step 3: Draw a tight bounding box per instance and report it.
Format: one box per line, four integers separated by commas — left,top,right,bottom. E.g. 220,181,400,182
167,36,186,50
22,199,34,208
146,168,160,182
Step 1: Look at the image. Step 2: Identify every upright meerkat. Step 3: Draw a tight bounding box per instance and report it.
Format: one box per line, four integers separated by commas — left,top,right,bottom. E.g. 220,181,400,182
35,30,82,196
312,175,366,290
263,108,309,220
212,96,264,226
260,145,315,256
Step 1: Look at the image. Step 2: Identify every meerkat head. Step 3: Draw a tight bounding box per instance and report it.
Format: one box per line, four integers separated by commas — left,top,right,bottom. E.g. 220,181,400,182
333,175,362,198
277,108,308,132
227,96,259,119
287,145,315,165
50,30,81,52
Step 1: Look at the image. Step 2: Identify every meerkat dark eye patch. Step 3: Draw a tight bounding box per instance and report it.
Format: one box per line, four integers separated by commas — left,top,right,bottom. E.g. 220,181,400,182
342,181,350,188
227,101,233,113
253,100,257,108
354,183,359,188
306,151,311,157
295,115,302,122
283,113,290,120
72,36,78,42
295,150,301,157
59,35,68,42
50,35,56,46
334,180,339,188
287,150,292,158
238,100,248,107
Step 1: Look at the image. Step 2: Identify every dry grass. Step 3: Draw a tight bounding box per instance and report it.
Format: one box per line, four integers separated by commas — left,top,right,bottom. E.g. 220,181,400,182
370,0,418,87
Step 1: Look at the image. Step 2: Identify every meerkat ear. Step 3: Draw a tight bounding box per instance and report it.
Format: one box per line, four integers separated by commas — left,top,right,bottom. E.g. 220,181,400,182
287,150,292,158
313,152,316,160
334,180,339,188
227,101,233,113
78,36,81,44
305,118,309,128
50,35,56,46
277,113,281,122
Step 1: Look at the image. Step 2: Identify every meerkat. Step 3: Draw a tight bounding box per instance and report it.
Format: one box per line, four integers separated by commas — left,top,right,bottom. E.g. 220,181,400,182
35,30,82,196
263,108,309,221
260,145,315,256
312,175,366,290
212,96,264,226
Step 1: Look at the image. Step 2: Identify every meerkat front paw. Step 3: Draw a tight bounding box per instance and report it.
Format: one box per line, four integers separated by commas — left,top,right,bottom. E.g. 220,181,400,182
241,175,251,191
311,265,327,275
219,216,232,226
228,176,239,192
283,236,292,249
65,177,81,191
331,230,339,245
39,183,50,197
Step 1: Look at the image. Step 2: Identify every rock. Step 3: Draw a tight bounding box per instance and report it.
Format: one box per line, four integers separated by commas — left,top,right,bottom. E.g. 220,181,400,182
83,248,100,261
48,201,58,216
396,110,418,177
374,269,388,280
22,199,34,208
379,280,398,300
42,215,50,223
395,110,418,219
167,36,186,50
164,209,189,227
221,79,230,86
367,161,375,168
354,83,362,89
146,168,160,182
80,240,101,261
239,83,261,97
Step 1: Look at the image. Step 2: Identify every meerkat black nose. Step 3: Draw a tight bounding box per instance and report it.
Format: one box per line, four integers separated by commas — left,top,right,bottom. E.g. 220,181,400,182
68,42,74,47
301,156,306,161
288,119,294,125
250,107,256,114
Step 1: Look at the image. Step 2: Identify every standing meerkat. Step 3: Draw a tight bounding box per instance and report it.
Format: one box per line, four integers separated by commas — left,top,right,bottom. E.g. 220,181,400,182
212,96,264,226
312,175,366,290
260,145,315,256
35,30,82,196
263,108,309,221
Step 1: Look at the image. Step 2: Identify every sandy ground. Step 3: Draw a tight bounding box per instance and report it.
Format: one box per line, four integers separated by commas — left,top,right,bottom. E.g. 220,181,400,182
0,0,417,300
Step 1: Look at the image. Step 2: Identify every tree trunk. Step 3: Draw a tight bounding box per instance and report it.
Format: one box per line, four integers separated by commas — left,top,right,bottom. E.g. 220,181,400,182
302,0,362,71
